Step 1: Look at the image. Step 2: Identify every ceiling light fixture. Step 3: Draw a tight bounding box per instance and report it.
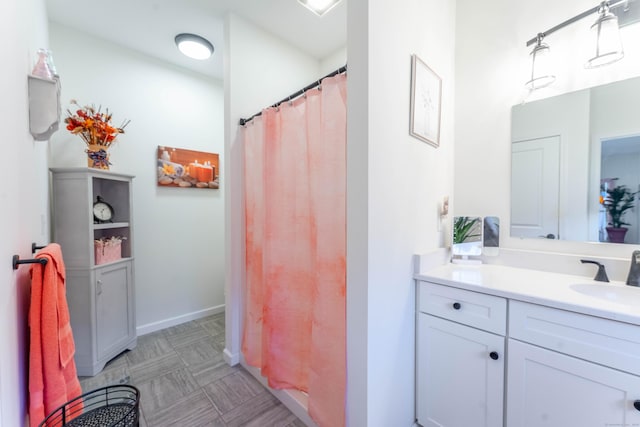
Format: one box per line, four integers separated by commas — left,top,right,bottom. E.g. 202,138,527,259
297,0,343,17
175,33,214,60
524,0,629,90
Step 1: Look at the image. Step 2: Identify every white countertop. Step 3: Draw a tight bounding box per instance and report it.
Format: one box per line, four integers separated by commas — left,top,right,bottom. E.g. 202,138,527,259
415,263,640,326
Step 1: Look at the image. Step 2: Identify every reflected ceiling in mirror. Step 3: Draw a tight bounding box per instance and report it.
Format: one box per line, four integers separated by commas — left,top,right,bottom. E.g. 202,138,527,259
511,75,640,244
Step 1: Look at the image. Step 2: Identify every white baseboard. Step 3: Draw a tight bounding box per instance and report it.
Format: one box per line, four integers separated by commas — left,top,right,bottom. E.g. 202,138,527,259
223,348,240,366
241,360,319,427
136,304,225,336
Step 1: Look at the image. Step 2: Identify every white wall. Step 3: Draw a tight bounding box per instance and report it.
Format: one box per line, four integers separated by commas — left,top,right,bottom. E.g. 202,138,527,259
347,0,456,425
1,0,50,424
48,23,226,333
320,46,348,75
455,0,640,259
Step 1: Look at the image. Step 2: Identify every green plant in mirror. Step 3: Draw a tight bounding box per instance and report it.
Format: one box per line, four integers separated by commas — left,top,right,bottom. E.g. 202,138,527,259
453,216,481,244
603,185,638,228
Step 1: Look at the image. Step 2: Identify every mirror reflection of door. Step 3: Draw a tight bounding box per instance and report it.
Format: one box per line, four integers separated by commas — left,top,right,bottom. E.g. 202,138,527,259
511,136,560,239
599,136,640,244
510,76,640,243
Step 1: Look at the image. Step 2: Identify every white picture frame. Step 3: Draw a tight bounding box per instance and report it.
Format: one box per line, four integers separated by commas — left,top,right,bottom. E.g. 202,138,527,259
409,54,442,147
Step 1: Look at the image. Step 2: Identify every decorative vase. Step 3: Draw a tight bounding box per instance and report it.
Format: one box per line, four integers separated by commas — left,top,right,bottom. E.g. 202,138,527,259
86,144,110,170
606,226,628,244
32,48,55,80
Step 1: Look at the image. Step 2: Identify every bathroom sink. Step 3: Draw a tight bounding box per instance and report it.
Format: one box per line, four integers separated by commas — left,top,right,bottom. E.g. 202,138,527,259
570,283,640,306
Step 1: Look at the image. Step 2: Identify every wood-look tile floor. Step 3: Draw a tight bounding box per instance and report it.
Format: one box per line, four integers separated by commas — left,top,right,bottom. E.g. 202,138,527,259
78,313,305,427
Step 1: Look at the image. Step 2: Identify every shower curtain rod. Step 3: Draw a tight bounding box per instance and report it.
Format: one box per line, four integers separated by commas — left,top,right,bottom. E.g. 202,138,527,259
238,64,347,126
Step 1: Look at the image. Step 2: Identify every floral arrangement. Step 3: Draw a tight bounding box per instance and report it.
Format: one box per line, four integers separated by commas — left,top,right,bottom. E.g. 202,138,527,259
65,100,130,148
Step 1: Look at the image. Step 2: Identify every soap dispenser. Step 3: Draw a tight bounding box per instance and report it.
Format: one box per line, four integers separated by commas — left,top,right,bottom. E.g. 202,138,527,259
626,250,640,287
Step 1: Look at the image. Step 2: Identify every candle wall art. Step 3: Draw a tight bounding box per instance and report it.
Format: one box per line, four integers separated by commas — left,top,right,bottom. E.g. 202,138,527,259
157,146,220,189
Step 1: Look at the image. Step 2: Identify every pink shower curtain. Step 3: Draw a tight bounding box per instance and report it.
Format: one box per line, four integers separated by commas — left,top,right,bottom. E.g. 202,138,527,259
242,73,346,427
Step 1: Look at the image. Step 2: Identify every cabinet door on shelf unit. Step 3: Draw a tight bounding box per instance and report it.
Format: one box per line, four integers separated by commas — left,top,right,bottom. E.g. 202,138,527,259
417,313,505,427
95,261,134,359
507,339,640,427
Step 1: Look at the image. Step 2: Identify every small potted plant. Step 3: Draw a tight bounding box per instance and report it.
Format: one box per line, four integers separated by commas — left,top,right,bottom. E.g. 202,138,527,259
602,184,637,243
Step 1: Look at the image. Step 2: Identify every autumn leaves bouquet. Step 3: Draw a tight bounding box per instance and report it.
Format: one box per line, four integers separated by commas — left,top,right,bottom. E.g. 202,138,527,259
65,100,130,169
65,100,130,148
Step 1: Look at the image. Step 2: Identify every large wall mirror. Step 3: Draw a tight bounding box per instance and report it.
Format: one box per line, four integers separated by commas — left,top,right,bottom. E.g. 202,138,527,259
511,75,640,244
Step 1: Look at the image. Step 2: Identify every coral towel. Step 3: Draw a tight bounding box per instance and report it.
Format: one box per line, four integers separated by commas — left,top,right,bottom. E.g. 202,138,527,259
29,243,82,427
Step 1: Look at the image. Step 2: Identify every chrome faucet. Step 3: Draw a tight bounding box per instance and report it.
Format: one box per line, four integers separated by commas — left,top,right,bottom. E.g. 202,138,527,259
626,250,640,287
581,259,609,282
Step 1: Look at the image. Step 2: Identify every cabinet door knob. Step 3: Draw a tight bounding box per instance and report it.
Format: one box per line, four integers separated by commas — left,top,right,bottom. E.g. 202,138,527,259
634,400,640,411
489,351,499,360
452,302,461,310
96,279,103,295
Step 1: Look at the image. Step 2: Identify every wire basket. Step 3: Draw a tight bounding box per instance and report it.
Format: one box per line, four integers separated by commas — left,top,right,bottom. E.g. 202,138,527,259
39,385,139,427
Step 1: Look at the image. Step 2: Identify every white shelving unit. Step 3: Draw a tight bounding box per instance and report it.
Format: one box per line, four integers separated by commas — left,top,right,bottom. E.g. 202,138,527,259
50,168,136,376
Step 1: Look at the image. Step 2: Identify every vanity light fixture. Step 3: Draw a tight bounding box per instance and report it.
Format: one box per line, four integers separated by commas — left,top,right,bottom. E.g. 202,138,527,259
297,0,343,16
525,0,628,90
525,33,556,90
174,33,214,60
586,2,624,68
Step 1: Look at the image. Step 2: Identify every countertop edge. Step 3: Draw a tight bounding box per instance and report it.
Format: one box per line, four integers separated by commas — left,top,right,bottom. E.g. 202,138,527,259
414,265,640,326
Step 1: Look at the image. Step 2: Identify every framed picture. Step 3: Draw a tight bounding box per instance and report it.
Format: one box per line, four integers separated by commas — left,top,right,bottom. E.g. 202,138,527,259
157,146,220,189
409,54,442,147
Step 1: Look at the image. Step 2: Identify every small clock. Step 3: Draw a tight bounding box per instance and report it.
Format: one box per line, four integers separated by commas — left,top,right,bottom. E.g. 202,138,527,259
93,196,114,223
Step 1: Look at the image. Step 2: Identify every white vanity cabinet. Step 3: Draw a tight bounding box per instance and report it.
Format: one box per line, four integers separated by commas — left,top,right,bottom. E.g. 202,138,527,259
416,271,640,427
51,168,137,376
416,282,506,427
507,300,640,427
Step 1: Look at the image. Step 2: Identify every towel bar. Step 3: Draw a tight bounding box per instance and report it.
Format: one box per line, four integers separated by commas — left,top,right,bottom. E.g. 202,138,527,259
12,254,47,270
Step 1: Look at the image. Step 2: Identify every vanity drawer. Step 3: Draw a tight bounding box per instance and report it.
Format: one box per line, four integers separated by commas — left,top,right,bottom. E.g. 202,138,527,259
417,281,506,335
509,300,640,376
